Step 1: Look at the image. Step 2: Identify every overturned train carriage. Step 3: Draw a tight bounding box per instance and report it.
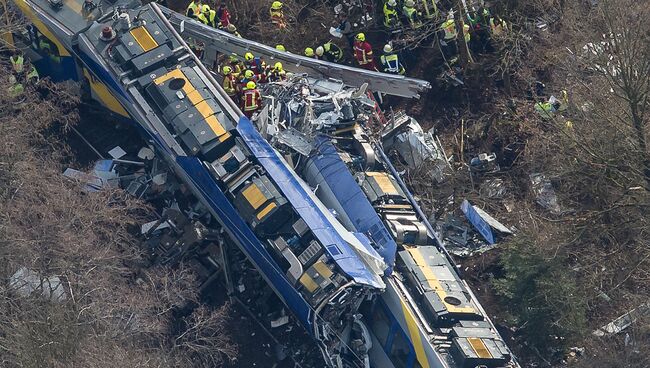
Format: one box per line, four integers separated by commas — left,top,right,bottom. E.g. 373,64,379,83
11,0,386,365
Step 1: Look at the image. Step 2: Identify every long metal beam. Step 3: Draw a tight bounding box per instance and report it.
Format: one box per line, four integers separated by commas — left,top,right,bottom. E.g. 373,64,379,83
159,6,431,99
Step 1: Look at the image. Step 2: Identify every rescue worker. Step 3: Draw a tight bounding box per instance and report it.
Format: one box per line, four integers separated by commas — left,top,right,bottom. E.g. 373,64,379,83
26,65,39,84
318,41,343,63
353,33,377,71
440,12,458,60
185,0,202,18
380,44,405,75
8,75,24,97
403,0,422,29
226,24,242,37
304,47,316,58
268,62,287,82
221,65,237,100
216,3,231,28
38,39,61,63
238,69,257,94
421,0,438,19
198,5,217,28
270,1,287,29
244,52,266,75
241,81,262,118
335,12,354,49
10,53,24,74
275,44,286,52
228,54,244,77
490,15,507,37
383,0,400,28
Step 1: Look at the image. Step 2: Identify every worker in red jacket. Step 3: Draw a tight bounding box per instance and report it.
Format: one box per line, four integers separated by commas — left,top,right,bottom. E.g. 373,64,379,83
216,3,231,28
241,81,262,119
353,33,378,71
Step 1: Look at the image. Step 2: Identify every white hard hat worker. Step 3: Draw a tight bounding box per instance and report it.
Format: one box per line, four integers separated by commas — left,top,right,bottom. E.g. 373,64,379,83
405,0,415,6
383,44,393,53
387,0,397,6
315,46,324,57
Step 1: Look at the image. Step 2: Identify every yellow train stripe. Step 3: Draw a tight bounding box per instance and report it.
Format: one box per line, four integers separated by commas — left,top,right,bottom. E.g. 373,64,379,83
400,300,430,367
313,261,333,279
15,0,71,56
154,69,230,140
242,184,266,209
130,26,158,52
256,202,277,220
407,248,476,314
367,172,398,194
83,69,129,117
468,337,492,359
299,273,318,293
63,0,82,14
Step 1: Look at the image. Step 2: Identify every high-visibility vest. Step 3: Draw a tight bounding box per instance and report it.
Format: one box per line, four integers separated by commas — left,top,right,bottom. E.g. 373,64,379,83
490,18,507,36
223,74,236,96
39,39,61,63
27,66,39,83
10,55,24,73
383,4,399,27
442,19,457,40
186,1,201,18
270,9,285,27
420,0,437,19
464,23,471,42
323,42,343,62
380,53,403,74
242,89,260,111
403,6,422,28
197,12,209,25
9,82,24,97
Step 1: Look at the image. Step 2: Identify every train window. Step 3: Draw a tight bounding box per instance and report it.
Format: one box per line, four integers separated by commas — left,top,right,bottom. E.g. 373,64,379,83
389,330,412,368
370,304,390,348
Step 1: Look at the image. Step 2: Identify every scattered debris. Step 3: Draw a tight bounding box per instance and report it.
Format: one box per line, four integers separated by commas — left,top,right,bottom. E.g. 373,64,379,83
9,267,66,302
470,153,499,173
381,112,448,183
473,206,513,235
529,173,562,214
461,200,495,244
108,145,127,159
479,178,508,199
593,302,650,336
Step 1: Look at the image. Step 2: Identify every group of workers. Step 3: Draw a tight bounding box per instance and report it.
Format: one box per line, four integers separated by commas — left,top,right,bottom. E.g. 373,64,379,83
186,0,242,37
220,52,288,118
180,1,509,117
7,52,39,97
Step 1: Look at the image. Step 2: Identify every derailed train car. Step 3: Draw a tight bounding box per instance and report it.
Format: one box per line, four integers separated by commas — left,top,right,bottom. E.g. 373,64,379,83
302,135,515,368
10,0,387,365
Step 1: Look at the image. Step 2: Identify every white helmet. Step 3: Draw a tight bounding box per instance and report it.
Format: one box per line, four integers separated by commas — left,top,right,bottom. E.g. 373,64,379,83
316,46,324,56
383,44,393,53
447,10,455,20
387,0,397,6
405,0,415,6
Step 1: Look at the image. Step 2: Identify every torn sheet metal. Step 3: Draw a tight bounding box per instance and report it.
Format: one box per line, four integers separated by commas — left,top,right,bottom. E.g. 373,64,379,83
382,114,448,183
276,128,313,156
593,302,650,336
460,200,495,245
473,206,513,235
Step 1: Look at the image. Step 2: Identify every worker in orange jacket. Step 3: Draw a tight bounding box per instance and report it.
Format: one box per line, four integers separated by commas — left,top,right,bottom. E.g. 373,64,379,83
241,81,262,119
353,33,378,71
222,65,238,102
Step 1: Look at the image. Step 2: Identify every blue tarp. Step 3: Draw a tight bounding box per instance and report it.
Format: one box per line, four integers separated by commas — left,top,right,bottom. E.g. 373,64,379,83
237,117,384,289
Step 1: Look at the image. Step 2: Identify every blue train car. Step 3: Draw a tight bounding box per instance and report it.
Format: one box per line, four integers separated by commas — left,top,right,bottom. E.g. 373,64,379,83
11,1,387,365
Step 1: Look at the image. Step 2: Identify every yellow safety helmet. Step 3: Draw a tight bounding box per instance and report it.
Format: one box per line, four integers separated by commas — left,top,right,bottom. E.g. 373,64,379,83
222,65,232,75
246,81,256,89
245,52,254,61
355,33,365,41
244,70,255,79
274,62,283,71
275,44,286,52
201,4,210,13
323,43,331,52
304,47,314,57
271,1,283,10
315,46,324,56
